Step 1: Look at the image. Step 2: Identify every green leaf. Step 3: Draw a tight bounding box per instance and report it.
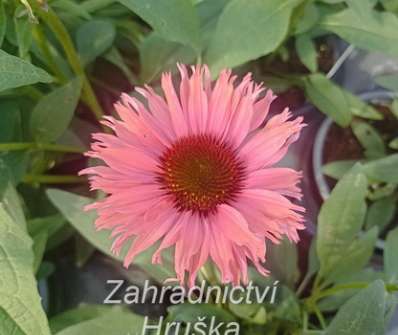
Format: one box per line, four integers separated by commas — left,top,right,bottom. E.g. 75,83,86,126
351,120,385,159
382,0,398,12
139,33,195,83
0,308,25,335
55,308,144,335
295,34,317,72
362,154,398,183
317,166,368,280
76,20,116,65
322,160,356,180
30,77,82,142
325,280,386,335
324,227,378,284
50,305,113,334
390,137,398,150
385,228,398,282
46,189,175,282
139,0,227,82
0,49,53,92
0,1,7,47
27,214,67,241
168,303,237,328
32,231,48,274
293,2,320,35
0,205,51,335
365,196,396,231
303,73,352,127
1,182,26,229
267,238,299,288
14,7,33,59
320,8,398,58
118,0,201,51
304,73,382,125
205,0,302,74
229,304,266,325
375,74,398,92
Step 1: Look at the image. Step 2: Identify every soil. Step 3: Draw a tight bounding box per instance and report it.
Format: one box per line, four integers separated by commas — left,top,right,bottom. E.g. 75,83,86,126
322,103,398,237
323,103,398,165
259,38,335,113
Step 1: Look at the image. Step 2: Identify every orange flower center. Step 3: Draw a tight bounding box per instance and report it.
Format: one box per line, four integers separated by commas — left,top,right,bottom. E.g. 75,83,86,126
158,134,246,216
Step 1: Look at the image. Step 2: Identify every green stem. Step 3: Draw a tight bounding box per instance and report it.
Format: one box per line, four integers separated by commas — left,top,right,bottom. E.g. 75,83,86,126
313,305,326,329
32,23,67,83
29,1,104,121
23,174,85,184
311,282,398,303
81,0,115,12
0,142,85,153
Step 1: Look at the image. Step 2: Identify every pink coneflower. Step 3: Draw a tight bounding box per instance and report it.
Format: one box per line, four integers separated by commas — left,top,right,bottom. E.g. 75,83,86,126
81,64,305,286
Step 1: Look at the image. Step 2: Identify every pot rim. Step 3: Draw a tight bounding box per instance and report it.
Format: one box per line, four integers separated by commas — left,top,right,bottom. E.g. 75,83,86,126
312,89,398,250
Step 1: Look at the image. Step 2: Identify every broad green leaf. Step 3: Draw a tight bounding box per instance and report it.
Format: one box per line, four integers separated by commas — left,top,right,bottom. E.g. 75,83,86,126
27,214,67,241
385,228,398,282
0,308,25,335
351,120,385,159
267,238,299,288
0,49,52,92
303,73,352,127
229,304,266,324
382,0,398,12
1,182,26,229
30,77,82,142
0,1,6,46
322,160,356,180
295,34,317,73
324,227,378,284
0,100,20,142
139,0,227,82
317,166,368,279
32,231,48,274
205,0,302,74
320,8,398,58
76,20,116,65
390,137,398,150
56,309,144,335
293,2,320,35
14,7,33,59
362,154,398,183
118,0,201,51
0,205,51,335
304,73,381,126
273,286,301,323
46,189,175,282
52,0,92,20
325,280,386,335
168,303,237,328
50,305,114,334
365,196,396,231
0,151,29,184
139,33,195,83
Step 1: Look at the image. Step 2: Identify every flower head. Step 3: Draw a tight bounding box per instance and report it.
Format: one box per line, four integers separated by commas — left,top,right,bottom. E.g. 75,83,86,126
81,64,305,286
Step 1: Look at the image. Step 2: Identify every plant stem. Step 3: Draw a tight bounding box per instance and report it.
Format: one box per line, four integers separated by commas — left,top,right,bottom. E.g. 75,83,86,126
309,282,398,304
32,23,67,83
0,142,85,153
313,305,326,329
23,174,85,184
296,272,313,297
29,1,104,121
